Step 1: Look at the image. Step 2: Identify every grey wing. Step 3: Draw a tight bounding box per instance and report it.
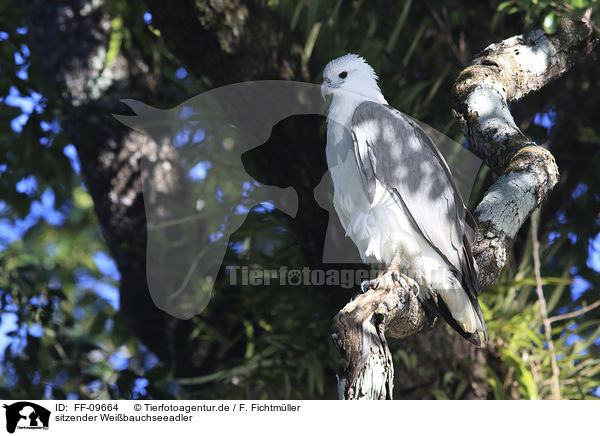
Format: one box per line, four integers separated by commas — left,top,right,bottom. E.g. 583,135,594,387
408,115,482,209
350,101,480,296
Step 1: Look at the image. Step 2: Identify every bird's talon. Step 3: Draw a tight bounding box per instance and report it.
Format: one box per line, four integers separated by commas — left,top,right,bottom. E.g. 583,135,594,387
360,278,379,293
413,281,421,297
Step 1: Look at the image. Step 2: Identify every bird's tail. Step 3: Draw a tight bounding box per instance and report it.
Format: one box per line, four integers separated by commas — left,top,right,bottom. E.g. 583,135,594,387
418,289,487,348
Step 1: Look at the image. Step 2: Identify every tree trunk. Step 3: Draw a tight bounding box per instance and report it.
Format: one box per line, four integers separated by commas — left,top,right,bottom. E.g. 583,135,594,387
26,0,306,379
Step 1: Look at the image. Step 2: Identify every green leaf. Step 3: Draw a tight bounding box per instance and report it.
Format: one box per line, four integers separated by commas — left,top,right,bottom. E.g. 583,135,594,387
507,276,573,288
572,0,589,9
546,261,573,312
579,126,600,144
104,16,123,69
243,320,255,359
396,349,416,370
402,24,425,67
454,381,468,399
542,11,560,34
497,1,516,12
443,371,454,386
385,0,412,53
301,22,322,66
73,187,93,209
499,348,538,399
431,388,449,400
290,0,304,30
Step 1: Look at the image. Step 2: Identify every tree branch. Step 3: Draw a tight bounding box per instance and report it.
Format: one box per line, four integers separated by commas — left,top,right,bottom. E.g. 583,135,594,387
332,13,597,399
547,299,600,324
454,12,595,288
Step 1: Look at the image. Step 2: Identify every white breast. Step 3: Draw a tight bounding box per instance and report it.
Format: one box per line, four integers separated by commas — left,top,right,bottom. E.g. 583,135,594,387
326,121,421,266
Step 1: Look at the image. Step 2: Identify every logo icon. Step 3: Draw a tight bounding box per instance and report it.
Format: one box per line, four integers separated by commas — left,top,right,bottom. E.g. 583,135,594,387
3,402,50,433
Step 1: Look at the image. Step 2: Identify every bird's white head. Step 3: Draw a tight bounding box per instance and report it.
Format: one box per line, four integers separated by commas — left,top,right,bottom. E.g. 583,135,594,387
321,54,385,104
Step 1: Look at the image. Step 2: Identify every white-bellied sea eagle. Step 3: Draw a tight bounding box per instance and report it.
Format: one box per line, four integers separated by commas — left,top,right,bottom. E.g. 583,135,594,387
321,53,487,346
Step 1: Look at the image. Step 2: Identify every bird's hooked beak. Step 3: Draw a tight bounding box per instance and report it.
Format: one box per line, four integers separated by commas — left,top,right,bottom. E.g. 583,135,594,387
321,78,332,99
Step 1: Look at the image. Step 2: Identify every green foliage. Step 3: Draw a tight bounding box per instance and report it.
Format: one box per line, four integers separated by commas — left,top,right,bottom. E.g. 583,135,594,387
493,0,600,34
479,206,600,399
0,0,180,399
0,185,174,399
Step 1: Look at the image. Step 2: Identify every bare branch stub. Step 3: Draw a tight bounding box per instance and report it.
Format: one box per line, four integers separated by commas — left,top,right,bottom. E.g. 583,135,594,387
332,271,437,400
332,13,597,400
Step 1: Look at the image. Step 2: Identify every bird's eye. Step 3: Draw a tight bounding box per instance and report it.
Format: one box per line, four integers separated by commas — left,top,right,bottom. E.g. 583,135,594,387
339,71,348,79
